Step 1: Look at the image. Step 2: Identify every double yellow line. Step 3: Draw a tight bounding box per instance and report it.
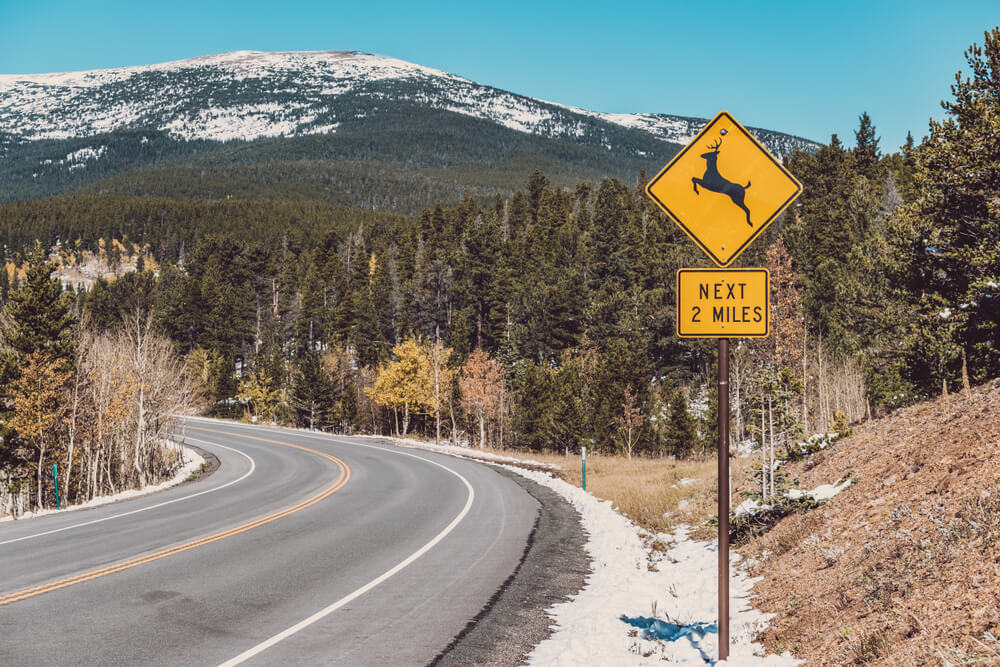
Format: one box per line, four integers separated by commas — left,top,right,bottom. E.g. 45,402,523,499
0,427,350,606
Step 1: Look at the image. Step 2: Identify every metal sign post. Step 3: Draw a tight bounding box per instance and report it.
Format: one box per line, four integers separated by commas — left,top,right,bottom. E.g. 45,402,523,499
717,338,730,660
53,463,60,509
644,110,800,662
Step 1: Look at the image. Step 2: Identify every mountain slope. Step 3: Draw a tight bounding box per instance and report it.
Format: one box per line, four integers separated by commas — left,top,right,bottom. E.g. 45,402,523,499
0,51,820,208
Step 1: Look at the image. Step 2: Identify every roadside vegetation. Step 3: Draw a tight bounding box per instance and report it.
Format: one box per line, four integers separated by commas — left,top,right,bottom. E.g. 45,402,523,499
0,249,194,517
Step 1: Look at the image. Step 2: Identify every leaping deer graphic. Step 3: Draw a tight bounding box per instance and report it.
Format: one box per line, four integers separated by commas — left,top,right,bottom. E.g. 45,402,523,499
692,136,753,227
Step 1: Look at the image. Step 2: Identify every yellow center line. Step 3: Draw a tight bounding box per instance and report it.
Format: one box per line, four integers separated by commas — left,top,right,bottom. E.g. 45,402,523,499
0,426,350,606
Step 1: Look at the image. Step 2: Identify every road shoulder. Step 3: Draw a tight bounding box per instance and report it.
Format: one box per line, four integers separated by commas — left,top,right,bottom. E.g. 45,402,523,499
432,466,589,666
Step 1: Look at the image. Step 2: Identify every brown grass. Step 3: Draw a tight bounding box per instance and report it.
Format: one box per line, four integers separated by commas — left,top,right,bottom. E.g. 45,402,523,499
470,448,722,534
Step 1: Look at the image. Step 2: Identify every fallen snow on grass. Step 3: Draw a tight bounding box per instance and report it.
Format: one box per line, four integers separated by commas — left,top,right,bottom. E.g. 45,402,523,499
0,444,204,523
786,477,854,502
735,476,854,519
504,465,800,665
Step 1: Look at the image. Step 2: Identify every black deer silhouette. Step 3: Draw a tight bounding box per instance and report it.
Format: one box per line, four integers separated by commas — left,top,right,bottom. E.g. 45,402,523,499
691,137,753,226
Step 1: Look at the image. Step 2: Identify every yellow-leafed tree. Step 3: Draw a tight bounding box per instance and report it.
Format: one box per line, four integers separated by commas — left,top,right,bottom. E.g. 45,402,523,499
425,338,454,446
8,350,72,510
367,337,434,436
238,369,281,423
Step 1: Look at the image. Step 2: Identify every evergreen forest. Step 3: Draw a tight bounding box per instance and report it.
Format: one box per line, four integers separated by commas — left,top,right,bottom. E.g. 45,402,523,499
1,29,998,514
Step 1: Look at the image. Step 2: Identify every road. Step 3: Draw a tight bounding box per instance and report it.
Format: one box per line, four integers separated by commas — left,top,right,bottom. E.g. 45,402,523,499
0,419,540,666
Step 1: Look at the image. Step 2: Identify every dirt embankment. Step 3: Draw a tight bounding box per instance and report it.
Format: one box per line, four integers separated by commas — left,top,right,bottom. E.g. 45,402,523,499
743,379,1000,665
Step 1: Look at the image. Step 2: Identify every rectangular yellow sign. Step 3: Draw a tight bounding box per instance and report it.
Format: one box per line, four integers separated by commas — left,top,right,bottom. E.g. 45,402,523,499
676,268,769,338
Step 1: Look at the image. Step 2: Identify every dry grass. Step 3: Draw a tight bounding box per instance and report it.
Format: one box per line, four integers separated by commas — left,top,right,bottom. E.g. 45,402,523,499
480,449,721,534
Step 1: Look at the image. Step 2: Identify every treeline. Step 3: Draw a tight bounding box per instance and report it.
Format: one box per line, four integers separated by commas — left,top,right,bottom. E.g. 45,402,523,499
0,195,408,268
68,171,722,457
0,250,194,516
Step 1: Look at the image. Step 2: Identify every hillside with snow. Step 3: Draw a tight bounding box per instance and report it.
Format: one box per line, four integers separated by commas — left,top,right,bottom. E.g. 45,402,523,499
0,51,820,208
0,51,816,150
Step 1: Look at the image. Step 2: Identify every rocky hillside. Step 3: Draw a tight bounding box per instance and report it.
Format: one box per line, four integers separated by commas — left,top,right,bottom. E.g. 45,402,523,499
743,380,1000,664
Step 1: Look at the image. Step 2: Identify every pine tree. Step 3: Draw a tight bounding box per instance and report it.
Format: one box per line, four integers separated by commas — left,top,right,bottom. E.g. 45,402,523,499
0,262,9,304
853,112,881,180
663,388,698,458
3,246,76,366
590,178,629,289
888,28,1000,388
291,350,338,430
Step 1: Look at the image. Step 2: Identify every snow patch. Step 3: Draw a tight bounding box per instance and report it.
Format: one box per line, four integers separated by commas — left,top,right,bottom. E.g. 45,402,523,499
786,477,854,502
1,444,204,523
504,466,800,665
368,433,799,663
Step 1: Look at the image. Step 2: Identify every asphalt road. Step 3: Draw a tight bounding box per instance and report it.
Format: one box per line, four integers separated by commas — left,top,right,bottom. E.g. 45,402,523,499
0,419,540,666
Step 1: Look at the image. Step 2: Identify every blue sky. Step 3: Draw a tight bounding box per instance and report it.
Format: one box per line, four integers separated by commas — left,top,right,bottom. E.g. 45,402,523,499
1,0,996,150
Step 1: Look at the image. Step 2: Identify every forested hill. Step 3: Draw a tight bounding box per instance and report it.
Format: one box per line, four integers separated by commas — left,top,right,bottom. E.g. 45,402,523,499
0,51,819,210
1,31,997,461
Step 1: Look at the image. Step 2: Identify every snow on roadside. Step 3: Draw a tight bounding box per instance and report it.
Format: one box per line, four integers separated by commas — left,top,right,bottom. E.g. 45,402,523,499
371,434,798,664
505,465,800,666
0,444,204,523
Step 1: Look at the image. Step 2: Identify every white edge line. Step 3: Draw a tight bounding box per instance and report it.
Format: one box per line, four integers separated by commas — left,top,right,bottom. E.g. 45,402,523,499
217,428,476,667
0,440,255,547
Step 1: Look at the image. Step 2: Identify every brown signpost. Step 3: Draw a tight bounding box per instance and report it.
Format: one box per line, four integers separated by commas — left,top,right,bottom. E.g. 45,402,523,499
645,110,800,661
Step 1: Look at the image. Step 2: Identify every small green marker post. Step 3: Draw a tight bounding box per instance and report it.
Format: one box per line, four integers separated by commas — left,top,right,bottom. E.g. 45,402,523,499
581,446,586,492
53,463,60,509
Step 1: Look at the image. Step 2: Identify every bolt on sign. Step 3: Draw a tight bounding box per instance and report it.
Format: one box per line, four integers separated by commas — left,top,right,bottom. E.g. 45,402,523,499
676,268,769,338
645,111,802,267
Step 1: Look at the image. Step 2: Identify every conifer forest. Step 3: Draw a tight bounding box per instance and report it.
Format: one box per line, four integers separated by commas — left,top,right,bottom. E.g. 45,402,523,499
1,29,998,517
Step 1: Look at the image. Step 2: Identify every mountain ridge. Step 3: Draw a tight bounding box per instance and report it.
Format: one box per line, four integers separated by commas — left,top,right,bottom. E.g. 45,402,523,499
0,50,820,210
0,50,819,152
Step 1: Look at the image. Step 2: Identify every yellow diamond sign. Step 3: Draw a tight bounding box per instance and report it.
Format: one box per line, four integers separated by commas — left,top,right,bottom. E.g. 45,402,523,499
646,111,802,267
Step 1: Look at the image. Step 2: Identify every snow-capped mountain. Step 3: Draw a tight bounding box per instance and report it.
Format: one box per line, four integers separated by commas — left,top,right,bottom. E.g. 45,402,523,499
0,50,817,156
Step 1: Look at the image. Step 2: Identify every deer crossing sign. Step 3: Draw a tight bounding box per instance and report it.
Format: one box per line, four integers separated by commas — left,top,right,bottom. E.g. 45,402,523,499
645,111,802,267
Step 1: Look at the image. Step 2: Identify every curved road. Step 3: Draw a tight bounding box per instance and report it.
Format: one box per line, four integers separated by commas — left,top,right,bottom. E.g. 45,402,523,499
0,419,540,666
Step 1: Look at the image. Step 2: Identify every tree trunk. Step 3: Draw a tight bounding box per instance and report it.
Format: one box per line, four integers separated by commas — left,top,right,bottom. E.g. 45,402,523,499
498,380,505,450
449,400,458,446
768,396,775,498
66,370,81,503
434,363,441,447
802,324,808,434
962,353,971,393
135,382,146,486
479,410,486,449
761,397,767,500
36,440,46,511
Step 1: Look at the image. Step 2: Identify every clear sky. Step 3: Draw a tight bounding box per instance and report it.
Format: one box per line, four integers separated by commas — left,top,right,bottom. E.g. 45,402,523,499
1,0,996,150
